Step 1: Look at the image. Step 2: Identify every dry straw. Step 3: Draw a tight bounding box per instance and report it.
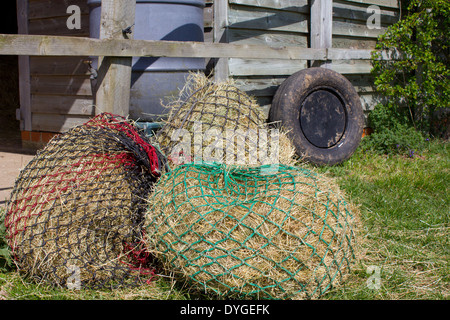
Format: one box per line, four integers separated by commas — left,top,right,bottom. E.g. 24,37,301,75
155,73,297,167
5,114,163,288
145,162,359,299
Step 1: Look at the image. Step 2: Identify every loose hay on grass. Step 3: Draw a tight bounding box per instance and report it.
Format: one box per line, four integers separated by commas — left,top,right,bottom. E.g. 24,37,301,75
5,113,165,289
145,162,359,299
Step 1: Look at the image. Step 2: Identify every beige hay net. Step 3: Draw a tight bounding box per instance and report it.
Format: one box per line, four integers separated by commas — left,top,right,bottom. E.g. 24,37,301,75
154,73,296,167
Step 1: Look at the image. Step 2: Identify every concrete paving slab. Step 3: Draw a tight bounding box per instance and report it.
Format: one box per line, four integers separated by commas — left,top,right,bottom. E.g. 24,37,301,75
0,152,35,208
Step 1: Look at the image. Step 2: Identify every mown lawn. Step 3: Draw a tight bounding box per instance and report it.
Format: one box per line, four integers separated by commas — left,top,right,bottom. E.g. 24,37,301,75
318,139,449,299
1,139,448,300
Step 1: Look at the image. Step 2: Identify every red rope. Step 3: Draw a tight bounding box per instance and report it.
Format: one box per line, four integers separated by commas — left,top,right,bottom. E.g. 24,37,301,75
85,113,160,177
121,240,157,283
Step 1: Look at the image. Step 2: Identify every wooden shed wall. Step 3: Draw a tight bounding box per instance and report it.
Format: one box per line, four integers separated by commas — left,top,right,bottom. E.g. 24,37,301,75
22,0,94,133
331,0,399,116
20,0,215,134
18,0,400,134
210,0,400,118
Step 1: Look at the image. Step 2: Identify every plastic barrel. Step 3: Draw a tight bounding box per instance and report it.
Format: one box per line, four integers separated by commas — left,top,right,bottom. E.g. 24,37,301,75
88,0,205,121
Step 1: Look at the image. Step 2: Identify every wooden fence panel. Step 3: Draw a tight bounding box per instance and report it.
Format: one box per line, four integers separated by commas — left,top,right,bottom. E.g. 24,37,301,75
330,0,399,115
225,0,310,113
26,0,93,132
221,0,400,118
10,0,401,133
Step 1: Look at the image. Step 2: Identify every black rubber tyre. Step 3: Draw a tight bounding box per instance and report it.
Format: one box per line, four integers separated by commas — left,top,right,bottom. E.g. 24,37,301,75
270,67,364,166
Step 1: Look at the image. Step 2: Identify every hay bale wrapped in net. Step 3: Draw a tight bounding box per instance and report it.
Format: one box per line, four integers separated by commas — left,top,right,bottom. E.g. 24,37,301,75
155,73,296,167
5,113,166,288
145,162,359,299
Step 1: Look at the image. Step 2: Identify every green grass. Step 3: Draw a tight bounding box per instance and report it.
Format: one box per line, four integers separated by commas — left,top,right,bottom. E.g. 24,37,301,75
318,139,449,299
1,139,448,300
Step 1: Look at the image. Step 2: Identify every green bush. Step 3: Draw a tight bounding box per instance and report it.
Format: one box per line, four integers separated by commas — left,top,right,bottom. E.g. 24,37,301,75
360,103,426,156
371,0,450,134
366,0,448,154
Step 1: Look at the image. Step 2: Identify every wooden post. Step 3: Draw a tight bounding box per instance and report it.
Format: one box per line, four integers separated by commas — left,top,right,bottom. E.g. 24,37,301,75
95,0,136,116
16,0,32,131
213,0,229,82
310,0,333,67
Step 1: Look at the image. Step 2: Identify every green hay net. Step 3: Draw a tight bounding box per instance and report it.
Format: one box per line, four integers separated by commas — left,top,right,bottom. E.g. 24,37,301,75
145,162,358,299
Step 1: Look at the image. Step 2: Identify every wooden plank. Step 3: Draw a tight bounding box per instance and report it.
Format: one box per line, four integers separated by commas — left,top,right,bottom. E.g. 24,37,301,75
228,5,309,33
359,93,382,111
94,0,136,117
228,58,308,76
326,60,373,74
30,56,90,75
344,74,376,93
339,0,399,9
28,15,90,36
234,76,287,96
333,19,387,38
204,29,214,43
228,29,308,47
2,34,390,60
327,48,374,60
0,34,328,60
214,0,229,81
31,95,94,115
204,4,214,28
310,0,333,67
228,0,309,13
204,1,213,44
332,36,377,49
17,0,32,132
333,1,399,25
311,0,333,49
234,73,377,97
31,113,91,132
235,79,378,116
29,0,89,20
31,75,93,96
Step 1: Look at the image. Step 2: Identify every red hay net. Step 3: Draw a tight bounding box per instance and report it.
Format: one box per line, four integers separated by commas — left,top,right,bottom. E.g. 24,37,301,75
5,113,166,289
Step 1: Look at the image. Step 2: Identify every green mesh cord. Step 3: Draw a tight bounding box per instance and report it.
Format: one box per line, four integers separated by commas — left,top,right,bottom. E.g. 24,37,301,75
146,162,357,299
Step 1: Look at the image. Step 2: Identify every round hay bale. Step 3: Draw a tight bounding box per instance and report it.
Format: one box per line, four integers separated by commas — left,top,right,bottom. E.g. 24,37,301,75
145,163,359,299
4,113,165,288
155,73,296,167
